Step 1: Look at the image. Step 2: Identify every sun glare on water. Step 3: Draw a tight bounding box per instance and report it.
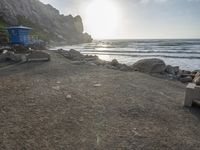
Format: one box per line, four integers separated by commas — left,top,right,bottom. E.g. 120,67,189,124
85,0,121,39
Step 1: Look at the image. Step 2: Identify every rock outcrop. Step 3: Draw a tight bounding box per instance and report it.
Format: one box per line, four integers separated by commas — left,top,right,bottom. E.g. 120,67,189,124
0,0,92,44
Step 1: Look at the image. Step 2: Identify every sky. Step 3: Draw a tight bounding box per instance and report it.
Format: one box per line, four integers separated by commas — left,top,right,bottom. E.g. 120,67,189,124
40,0,200,39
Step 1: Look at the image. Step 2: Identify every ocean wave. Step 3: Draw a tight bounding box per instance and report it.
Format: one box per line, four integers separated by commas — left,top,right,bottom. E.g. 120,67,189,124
82,50,200,54
82,52,200,59
91,39,200,49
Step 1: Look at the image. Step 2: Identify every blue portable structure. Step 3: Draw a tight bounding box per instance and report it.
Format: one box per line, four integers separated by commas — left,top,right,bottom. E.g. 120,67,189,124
6,26,32,46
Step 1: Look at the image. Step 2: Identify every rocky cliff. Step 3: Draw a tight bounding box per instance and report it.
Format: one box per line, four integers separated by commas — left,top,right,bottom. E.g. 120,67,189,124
0,0,92,44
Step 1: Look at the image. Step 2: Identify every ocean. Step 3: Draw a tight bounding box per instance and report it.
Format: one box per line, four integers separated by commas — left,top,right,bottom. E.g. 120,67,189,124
53,39,200,71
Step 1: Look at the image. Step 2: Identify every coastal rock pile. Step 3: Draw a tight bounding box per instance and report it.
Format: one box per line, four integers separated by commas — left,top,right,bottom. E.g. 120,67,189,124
0,51,22,62
57,49,131,71
0,48,51,63
165,65,179,76
57,49,200,84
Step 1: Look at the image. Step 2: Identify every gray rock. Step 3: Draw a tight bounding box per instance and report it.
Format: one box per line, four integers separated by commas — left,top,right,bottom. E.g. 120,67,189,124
118,64,131,71
69,49,85,61
195,72,200,78
106,64,118,70
58,49,85,61
131,58,166,74
193,72,200,85
66,95,72,99
26,51,50,62
177,69,195,80
110,59,119,66
180,70,191,75
95,59,107,66
93,84,102,87
84,55,98,61
180,76,193,83
85,62,97,66
192,70,200,74
194,76,200,85
165,65,179,75
71,61,85,65
0,51,22,62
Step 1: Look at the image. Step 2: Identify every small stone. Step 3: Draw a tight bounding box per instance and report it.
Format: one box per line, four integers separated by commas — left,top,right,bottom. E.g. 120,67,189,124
66,95,72,99
86,62,97,66
180,76,193,83
52,86,60,90
94,84,101,87
71,61,85,65
56,81,61,84
79,117,84,122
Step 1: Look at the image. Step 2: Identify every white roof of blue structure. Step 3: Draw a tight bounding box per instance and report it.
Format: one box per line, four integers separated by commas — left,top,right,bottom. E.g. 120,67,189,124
6,25,32,30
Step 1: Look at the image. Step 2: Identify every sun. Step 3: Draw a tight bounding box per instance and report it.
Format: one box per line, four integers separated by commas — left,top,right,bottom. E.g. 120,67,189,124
84,0,121,39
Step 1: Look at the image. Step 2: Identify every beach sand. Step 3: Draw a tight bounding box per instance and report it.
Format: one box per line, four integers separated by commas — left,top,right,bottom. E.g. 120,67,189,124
0,51,200,149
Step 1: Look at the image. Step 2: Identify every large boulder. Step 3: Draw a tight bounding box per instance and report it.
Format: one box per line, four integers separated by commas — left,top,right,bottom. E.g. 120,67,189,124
131,58,166,74
68,49,85,61
57,49,84,61
94,59,107,66
26,51,50,62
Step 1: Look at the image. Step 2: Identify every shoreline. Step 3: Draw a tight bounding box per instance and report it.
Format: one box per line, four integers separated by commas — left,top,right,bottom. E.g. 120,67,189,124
53,39,200,71
0,46,199,85
56,48,200,85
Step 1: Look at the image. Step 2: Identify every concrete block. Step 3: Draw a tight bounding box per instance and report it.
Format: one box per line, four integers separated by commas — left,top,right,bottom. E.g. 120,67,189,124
184,83,200,107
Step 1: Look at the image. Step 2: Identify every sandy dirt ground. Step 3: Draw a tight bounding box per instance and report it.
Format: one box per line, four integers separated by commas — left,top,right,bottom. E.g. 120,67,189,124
0,51,200,150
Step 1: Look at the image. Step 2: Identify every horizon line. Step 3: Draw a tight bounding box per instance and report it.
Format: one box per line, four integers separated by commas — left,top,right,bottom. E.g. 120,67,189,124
93,38,200,40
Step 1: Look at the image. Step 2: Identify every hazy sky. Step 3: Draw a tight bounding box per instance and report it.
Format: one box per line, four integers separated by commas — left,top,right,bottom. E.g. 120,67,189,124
40,0,200,39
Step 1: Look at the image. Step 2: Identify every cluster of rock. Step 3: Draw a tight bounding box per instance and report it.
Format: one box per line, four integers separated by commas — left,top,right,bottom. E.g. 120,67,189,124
57,49,200,85
131,58,200,84
57,49,132,71
0,49,50,63
0,50,22,63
